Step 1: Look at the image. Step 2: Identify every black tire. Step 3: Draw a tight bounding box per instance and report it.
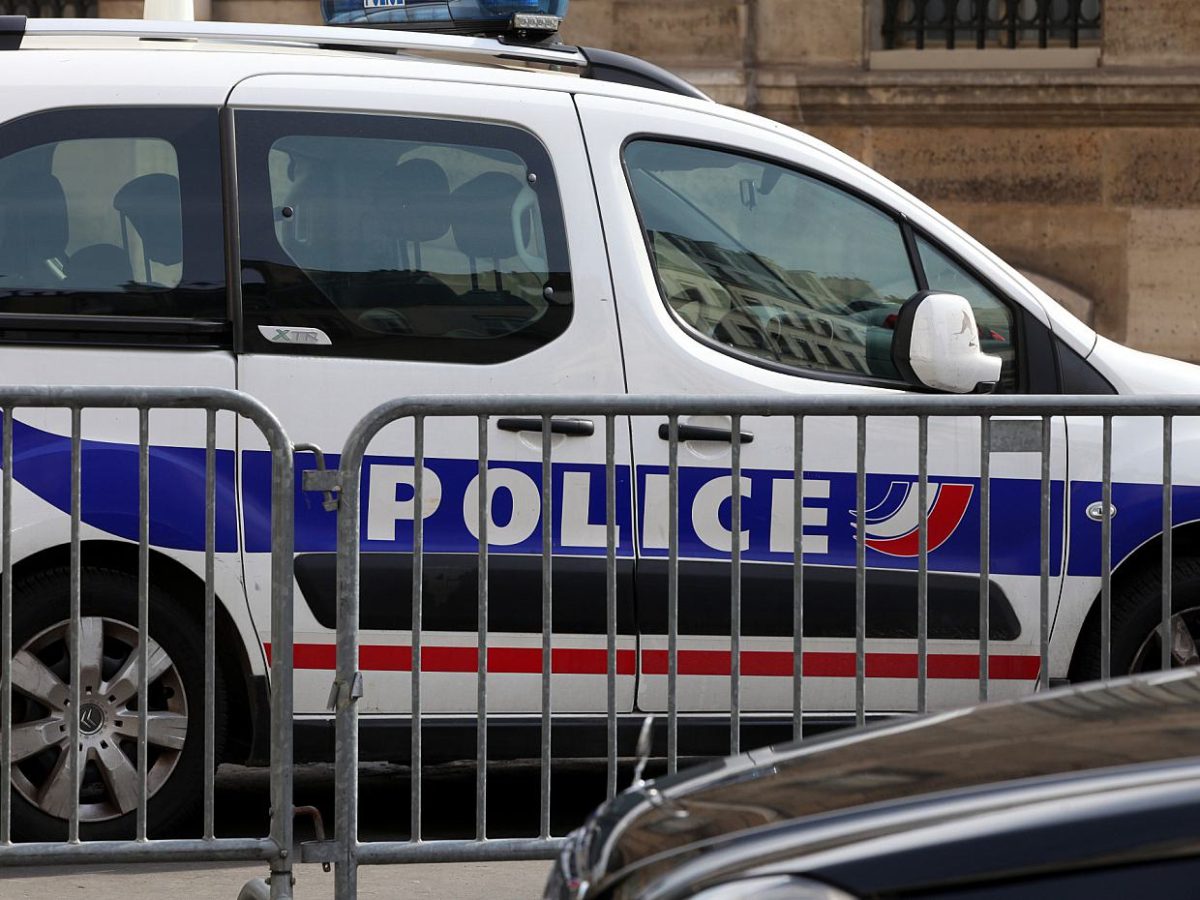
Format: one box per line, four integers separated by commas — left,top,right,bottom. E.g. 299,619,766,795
1069,556,1200,682
5,566,223,841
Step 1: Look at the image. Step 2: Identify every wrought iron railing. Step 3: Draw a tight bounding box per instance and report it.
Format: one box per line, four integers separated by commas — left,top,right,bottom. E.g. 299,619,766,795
0,0,97,16
882,0,1101,50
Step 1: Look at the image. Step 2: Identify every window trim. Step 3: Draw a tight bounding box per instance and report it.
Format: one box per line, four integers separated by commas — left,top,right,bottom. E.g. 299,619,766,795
233,109,574,366
622,133,928,391
620,133,1045,394
0,105,229,349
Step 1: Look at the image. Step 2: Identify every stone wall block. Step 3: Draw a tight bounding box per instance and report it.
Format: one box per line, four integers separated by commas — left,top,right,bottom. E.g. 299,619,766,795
1105,0,1200,66
798,125,869,161
558,0,616,49
756,0,864,68
867,127,1104,206
211,0,323,23
609,0,742,64
927,203,1129,342
1105,129,1200,208
1126,209,1200,359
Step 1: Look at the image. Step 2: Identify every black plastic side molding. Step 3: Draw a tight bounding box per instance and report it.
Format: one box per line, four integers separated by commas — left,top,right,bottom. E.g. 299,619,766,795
0,15,25,51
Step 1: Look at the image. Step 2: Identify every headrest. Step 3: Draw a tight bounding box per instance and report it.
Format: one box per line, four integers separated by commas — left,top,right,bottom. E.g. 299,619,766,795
449,171,523,261
381,159,451,245
67,244,133,291
114,173,183,266
0,172,69,264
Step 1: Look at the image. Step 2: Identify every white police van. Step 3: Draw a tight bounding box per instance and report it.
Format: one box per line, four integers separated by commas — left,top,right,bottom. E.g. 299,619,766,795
0,0,1196,841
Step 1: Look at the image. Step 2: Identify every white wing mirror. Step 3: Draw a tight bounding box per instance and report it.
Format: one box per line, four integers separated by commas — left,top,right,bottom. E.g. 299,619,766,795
892,291,1002,394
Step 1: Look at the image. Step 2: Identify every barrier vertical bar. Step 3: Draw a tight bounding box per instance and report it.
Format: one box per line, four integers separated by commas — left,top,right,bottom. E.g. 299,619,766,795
792,415,804,743
203,410,216,841
412,416,424,843
979,416,991,702
268,411,296,900
1162,416,1174,671
69,407,81,843
855,415,866,727
667,416,679,774
0,408,11,845
137,409,150,840
917,415,928,714
476,416,489,841
539,417,552,841
730,416,742,756
1039,416,1051,691
605,415,617,801
335,426,362,900
1101,415,1112,680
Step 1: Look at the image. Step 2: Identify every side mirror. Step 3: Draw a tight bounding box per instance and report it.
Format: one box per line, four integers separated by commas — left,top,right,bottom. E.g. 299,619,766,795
892,291,1002,394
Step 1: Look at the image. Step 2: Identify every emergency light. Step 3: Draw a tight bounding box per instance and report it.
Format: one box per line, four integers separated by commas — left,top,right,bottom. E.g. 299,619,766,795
320,0,568,38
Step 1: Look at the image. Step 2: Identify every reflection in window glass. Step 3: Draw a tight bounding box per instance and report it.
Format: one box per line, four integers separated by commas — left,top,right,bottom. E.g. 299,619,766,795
916,236,1017,392
0,138,182,294
256,130,564,356
624,140,918,382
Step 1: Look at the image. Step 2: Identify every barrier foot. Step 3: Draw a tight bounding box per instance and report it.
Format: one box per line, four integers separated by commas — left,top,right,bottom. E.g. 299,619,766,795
237,878,270,900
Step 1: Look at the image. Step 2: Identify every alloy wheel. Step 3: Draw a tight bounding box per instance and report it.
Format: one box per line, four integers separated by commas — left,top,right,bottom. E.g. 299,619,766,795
1129,607,1200,674
8,616,188,822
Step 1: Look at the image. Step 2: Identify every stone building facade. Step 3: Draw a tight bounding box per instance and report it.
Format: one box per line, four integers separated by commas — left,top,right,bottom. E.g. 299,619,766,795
74,0,1200,361
559,0,1200,362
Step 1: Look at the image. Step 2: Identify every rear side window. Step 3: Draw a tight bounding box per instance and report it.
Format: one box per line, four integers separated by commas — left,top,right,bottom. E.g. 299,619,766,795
236,111,572,363
623,139,918,384
0,108,226,326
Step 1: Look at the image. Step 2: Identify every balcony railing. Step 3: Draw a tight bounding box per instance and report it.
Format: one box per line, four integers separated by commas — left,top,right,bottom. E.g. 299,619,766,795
0,0,97,15
882,0,1101,50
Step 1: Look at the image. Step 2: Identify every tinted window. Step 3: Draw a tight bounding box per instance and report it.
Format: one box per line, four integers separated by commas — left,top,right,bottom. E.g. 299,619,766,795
916,235,1018,392
624,140,918,382
237,111,572,363
0,108,225,321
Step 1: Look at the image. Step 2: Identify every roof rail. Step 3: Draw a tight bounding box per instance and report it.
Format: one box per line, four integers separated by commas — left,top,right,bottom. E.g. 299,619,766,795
19,17,587,66
0,15,24,50
578,47,710,102
11,17,710,100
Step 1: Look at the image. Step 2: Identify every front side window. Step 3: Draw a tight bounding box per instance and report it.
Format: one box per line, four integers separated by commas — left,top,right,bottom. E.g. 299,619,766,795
624,140,919,382
237,111,572,364
0,108,225,322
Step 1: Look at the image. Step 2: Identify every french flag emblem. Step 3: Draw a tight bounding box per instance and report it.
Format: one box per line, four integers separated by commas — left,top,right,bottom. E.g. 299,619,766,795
856,479,974,557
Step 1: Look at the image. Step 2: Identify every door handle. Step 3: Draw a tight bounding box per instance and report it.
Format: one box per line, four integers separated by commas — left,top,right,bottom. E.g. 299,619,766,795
657,423,754,444
497,417,596,437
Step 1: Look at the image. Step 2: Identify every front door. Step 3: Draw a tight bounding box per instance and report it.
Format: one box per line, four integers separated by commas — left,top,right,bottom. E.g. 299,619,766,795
228,77,634,721
577,94,1067,728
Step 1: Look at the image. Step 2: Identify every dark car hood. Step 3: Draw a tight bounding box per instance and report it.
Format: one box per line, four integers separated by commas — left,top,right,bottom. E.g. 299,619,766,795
580,669,1200,896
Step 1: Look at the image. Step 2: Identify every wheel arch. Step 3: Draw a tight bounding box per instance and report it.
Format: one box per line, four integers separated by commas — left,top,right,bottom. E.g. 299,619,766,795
1064,519,1200,679
10,539,267,765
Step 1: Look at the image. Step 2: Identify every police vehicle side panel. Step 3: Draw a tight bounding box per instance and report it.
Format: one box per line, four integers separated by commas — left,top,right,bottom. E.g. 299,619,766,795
0,65,268,696
227,74,636,718
576,93,1068,712
1051,415,1200,676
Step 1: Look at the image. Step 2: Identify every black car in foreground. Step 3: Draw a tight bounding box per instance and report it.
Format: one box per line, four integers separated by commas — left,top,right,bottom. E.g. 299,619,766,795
546,669,1200,900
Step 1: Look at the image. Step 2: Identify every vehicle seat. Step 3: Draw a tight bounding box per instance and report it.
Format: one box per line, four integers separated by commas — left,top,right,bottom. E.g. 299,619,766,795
112,173,182,286
376,158,457,304
65,243,134,291
448,171,524,302
383,158,452,263
0,172,70,290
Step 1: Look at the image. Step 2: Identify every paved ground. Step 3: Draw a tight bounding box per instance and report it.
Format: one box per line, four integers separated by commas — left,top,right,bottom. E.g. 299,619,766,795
0,860,552,899
0,761,632,899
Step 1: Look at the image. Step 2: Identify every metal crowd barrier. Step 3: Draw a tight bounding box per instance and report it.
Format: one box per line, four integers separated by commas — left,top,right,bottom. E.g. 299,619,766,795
325,393,1188,899
0,387,295,900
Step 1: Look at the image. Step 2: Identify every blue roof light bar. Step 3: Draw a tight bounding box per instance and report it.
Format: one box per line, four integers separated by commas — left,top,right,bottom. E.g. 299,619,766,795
321,0,568,39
